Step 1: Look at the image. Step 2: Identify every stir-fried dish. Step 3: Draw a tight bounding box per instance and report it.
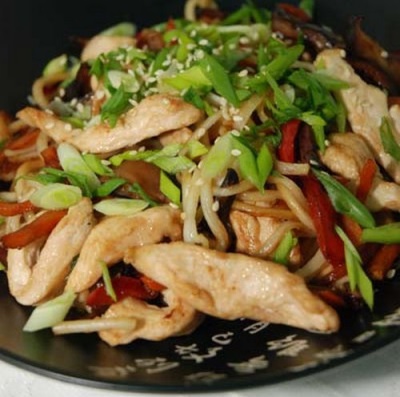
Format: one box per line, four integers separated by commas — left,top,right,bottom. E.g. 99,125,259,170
1,0,400,346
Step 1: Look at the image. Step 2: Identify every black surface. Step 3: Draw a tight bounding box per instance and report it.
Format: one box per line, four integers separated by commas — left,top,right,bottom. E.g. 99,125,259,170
1,0,400,392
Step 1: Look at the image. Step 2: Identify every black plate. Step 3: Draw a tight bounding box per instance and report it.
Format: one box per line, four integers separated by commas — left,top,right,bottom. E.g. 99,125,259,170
1,0,400,392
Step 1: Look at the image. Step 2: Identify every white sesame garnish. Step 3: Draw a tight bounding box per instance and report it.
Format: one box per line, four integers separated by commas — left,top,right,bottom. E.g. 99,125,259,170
187,43,196,50
59,88,66,97
239,37,250,45
180,212,186,220
212,201,220,212
148,76,157,83
70,98,78,106
64,123,73,132
45,109,54,115
163,98,171,105
381,50,389,58
339,49,346,58
195,178,204,186
387,269,396,279
45,122,55,129
195,49,205,60
76,103,84,113
95,90,105,100
230,129,241,137
233,115,243,123
238,69,249,77
231,149,242,157
169,202,179,209
199,39,209,46
138,146,146,152
129,99,138,107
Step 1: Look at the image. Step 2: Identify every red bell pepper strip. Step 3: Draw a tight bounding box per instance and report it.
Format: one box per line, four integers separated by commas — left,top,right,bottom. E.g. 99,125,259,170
356,158,377,202
5,129,40,151
0,201,36,216
40,146,61,169
1,209,67,249
303,175,346,278
86,276,159,308
367,244,400,281
277,119,301,163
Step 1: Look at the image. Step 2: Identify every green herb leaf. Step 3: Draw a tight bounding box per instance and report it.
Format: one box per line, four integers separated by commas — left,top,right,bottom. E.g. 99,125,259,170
313,169,376,228
95,178,127,197
93,198,148,215
129,182,159,207
100,261,117,302
336,226,374,310
23,291,76,332
380,116,400,161
30,183,82,209
273,231,297,265
199,53,240,107
361,222,400,244
160,171,181,206
101,85,133,127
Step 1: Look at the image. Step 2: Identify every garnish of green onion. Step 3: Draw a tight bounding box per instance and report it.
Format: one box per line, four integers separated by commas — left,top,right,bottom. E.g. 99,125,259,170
99,22,136,37
29,183,82,210
23,291,76,332
57,142,100,192
313,169,376,228
273,231,297,265
201,133,233,180
160,171,181,206
95,178,127,198
107,70,140,93
100,261,117,302
380,116,400,161
361,222,400,244
199,54,240,107
163,66,212,91
42,54,68,77
82,154,113,176
93,198,148,216
335,226,374,310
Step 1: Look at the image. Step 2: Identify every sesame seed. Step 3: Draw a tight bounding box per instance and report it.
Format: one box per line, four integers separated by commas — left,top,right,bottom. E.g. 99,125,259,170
64,123,73,132
190,30,197,38
163,98,171,105
45,122,55,129
162,60,171,67
187,43,196,50
180,212,186,220
387,269,396,279
76,103,84,113
339,49,346,58
199,39,209,46
239,37,250,45
95,90,105,100
238,69,249,77
169,202,179,209
381,50,389,58
148,76,157,83
59,88,66,97
45,109,54,115
212,201,220,212
233,115,244,123
138,146,146,152
194,49,205,60
231,149,242,157
230,129,240,137
127,69,135,76
129,99,138,107
101,159,111,166
70,98,78,106
195,178,204,186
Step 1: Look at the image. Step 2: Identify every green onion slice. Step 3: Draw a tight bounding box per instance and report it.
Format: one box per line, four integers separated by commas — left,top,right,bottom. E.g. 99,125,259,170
93,198,148,216
23,291,76,332
30,183,82,210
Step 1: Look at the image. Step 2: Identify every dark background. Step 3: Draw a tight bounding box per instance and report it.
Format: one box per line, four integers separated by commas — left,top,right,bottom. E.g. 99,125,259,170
1,0,399,111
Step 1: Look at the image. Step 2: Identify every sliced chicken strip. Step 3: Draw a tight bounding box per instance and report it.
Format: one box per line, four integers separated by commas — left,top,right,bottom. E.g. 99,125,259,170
321,133,400,211
65,206,182,293
125,242,339,333
17,94,203,154
7,198,95,305
316,49,400,183
81,35,136,62
99,290,203,346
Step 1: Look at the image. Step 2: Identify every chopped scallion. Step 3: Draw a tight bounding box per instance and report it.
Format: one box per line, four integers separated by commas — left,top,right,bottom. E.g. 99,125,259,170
93,198,148,216
29,183,82,210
